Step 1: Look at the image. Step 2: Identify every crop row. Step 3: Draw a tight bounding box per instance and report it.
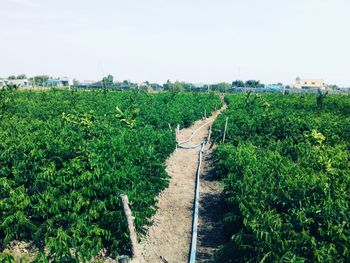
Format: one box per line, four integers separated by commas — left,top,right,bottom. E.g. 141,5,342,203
212,93,350,262
0,89,222,261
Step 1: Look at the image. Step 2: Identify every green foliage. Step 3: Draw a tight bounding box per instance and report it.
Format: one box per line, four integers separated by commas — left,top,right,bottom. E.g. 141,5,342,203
0,252,16,263
0,90,222,261
17,74,27,80
213,93,350,262
316,89,328,109
231,80,245,88
0,84,18,119
101,75,114,88
245,80,264,88
210,82,231,92
163,80,187,92
33,76,49,87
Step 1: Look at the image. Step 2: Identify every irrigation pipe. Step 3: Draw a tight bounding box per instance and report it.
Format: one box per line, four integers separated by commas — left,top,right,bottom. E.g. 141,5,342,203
176,109,224,262
189,141,206,263
176,120,210,262
178,102,226,146
177,141,205,149
178,120,211,145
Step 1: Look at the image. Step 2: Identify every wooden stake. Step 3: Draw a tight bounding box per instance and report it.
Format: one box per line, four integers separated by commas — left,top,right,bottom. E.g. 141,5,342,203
204,109,207,119
208,124,212,142
222,117,228,143
118,255,130,263
175,128,178,151
120,194,138,258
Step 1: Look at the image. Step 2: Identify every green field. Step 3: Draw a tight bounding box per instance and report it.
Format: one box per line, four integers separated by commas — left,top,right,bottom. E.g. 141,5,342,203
212,93,350,262
1,88,349,262
0,88,222,261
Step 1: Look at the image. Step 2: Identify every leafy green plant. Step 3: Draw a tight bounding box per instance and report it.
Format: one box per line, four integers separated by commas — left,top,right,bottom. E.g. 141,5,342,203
0,84,18,119
0,252,16,263
316,89,328,109
115,106,138,128
213,93,350,262
0,90,222,261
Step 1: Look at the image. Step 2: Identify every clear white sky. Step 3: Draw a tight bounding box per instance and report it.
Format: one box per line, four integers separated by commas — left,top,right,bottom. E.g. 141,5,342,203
1,0,350,86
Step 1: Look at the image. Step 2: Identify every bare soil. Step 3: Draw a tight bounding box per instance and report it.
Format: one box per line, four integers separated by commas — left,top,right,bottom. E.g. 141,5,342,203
132,106,225,263
196,145,225,263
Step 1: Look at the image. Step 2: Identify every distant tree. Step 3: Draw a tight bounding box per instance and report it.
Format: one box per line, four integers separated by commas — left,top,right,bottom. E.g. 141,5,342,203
163,80,186,92
8,75,16,80
150,83,162,90
34,75,49,86
317,89,328,108
232,80,245,87
173,81,184,92
163,80,172,90
17,74,27,79
211,82,231,92
328,84,338,90
102,75,114,87
180,82,192,92
245,80,264,88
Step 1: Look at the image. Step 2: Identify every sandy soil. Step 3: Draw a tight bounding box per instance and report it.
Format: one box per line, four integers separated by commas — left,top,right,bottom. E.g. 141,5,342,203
132,106,225,263
196,145,225,263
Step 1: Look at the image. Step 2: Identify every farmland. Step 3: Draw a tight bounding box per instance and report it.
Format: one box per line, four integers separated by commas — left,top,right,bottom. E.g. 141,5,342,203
212,93,350,262
0,88,222,261
1,87,350,263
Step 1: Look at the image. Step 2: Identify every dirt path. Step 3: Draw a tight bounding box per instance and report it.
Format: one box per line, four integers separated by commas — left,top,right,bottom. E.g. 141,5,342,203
132,105,225,263
195,144,225,263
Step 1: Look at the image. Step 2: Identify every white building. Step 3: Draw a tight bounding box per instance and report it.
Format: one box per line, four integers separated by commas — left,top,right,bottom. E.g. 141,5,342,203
293,77,326,90
7,79,30,87
60,77,73,86
44,78,73,87
44,79,64,87
0,79,7,87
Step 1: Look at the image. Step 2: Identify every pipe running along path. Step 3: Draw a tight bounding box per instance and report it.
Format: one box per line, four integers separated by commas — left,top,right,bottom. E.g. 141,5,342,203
131,103,226,263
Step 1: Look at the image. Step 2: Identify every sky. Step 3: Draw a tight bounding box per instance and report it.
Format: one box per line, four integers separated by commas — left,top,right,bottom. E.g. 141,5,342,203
1,0,350,86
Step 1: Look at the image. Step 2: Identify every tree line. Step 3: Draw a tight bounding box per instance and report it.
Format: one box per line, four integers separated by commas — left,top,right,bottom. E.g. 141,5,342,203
91,75,269,91
2,73,276,90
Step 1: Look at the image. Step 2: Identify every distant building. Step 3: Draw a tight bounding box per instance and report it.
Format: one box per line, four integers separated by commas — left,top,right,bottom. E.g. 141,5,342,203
265,84,283,90
73,80,102,88
138,82,149,88
0,79,7,87
193,82,206,88
119,83,130,90
293,77,325,90
150,83,163,91
191,83,207,92
44,79,64,87
60,77,73,86
7,79,30,87
81,80,96,85
44,78,73,87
